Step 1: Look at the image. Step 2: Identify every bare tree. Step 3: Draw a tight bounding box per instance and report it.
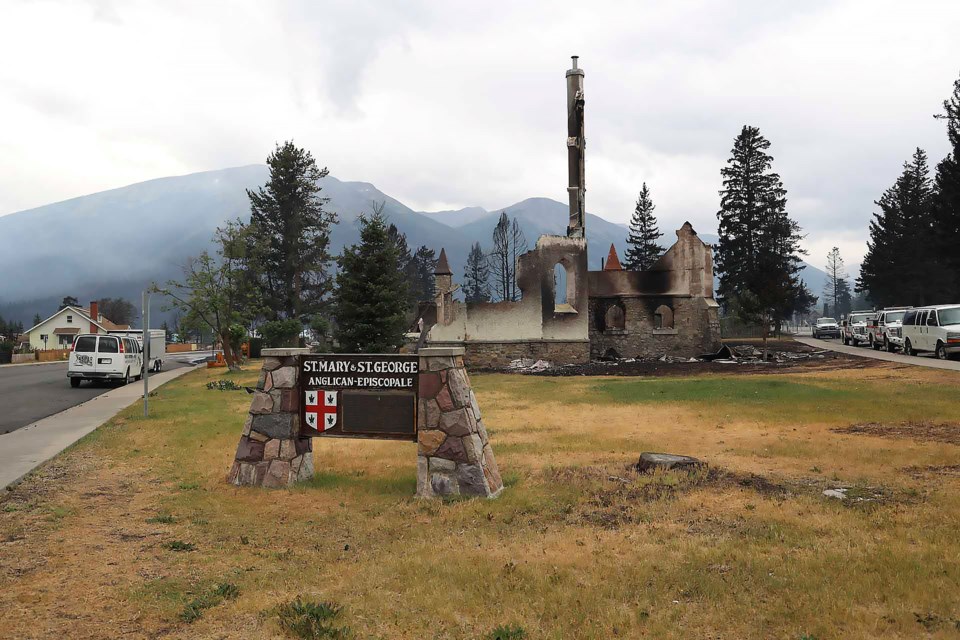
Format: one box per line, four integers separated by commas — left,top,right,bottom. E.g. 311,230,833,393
823,247,851,317
489,212,529,302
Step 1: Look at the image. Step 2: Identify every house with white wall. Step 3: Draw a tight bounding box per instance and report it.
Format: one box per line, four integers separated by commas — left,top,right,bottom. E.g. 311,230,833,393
25,301,131,350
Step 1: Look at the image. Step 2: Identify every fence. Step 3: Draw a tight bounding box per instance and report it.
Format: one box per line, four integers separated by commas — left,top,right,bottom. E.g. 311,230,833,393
37,349,70,362
11,353,35,364
166,343,198,353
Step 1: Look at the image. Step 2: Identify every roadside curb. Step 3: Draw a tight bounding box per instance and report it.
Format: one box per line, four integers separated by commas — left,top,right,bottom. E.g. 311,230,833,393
0,359,68,368
0,365,201,490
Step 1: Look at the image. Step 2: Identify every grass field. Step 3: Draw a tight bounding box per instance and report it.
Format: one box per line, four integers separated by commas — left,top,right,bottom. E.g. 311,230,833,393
3,361,960,639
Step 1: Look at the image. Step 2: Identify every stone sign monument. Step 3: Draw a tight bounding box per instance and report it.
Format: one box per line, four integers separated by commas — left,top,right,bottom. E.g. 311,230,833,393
228,347,502,499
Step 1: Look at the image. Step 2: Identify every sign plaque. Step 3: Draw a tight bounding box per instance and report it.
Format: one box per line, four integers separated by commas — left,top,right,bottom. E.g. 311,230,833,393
299,354,418,441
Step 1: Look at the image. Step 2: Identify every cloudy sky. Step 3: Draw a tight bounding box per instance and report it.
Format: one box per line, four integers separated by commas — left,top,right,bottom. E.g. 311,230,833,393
2,0,958,268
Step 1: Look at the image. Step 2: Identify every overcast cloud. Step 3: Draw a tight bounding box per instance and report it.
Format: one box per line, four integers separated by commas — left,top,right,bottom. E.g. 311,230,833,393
2,0,959,268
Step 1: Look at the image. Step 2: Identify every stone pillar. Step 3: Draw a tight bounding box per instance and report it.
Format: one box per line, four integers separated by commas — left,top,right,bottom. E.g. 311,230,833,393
227,348,314,488
417,347,503,498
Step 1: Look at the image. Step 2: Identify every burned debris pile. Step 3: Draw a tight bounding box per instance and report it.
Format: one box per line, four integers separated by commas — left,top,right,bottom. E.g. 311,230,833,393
502,341,835,375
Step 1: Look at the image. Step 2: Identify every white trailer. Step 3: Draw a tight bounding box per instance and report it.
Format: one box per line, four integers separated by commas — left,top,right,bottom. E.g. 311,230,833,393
110,329,166,372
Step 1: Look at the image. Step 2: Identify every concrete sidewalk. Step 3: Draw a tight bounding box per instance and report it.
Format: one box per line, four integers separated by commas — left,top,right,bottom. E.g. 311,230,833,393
795,336,960,372
0,365,199,489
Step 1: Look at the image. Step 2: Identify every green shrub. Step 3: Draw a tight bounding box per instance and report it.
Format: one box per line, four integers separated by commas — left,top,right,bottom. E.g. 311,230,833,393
165,540,195,552
179,582,240,623
276,597,351,639
206,380,243,391
260,319,302,348
488,625,527,640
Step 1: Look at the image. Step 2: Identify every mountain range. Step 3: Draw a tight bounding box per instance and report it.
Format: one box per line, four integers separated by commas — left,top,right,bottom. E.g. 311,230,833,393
0,165,830,326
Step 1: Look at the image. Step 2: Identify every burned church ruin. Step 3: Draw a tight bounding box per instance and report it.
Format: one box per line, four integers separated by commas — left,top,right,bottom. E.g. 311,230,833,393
425,58,721,367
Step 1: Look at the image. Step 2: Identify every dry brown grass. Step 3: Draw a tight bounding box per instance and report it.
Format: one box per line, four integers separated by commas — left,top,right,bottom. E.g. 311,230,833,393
2,362,960,639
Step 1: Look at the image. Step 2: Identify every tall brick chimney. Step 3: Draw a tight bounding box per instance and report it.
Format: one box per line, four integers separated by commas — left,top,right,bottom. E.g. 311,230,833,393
89,301,99,333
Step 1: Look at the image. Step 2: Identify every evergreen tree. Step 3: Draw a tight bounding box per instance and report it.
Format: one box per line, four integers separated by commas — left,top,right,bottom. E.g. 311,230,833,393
387,218,417,310
932,72,960,300
463,242,491,303
823,247,852,318
716,125,804,358
59,296,79,310
32,313,42,327
410,246,438,303
247,141,338,320
623,183,663,270
858,149,936,306
332,212,408,353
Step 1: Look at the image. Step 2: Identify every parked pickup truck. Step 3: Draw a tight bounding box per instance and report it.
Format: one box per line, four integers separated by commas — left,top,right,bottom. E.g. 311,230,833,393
812,317,841,339
872,307,910,352
842,311,876,347
901,305,960,359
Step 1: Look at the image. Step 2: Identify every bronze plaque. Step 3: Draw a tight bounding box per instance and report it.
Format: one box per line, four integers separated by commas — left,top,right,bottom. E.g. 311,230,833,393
299,354,418,441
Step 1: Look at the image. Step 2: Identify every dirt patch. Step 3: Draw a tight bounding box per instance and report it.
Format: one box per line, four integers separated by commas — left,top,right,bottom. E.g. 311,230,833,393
901,464,960,479
833,421,960,445
545,464,799,528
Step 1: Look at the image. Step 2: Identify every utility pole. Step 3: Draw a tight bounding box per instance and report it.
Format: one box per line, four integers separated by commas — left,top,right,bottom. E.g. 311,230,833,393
142,290,150,417
565,55,586,239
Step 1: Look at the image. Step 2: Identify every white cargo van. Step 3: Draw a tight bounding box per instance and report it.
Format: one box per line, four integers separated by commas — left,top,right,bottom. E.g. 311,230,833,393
110,329,165,373
68,334,143,387
901,305,960,359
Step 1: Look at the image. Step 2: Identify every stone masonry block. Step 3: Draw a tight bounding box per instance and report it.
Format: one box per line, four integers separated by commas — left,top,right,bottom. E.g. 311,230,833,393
469,390,482,421
280,439,296,461
446,369,471,408
271,366,297,389
456,463,490,496
264,371,274,392
462,433,483,464
427,356,455,371
251,413,297,440
418,430,446,456
434,435,468,463
256,370,266,391
439,408,472,437
249,391,274,414
264,439,280,460
429,457,456,473
263,357,282,371
436,386,455,412
431,472,458,496
235,436,265,462
418,372,442,400
280,389,299,413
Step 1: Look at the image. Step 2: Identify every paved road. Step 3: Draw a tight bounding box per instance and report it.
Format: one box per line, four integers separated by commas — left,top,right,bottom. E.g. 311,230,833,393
795,336,960,372
0,364,198,489
0,352,206,435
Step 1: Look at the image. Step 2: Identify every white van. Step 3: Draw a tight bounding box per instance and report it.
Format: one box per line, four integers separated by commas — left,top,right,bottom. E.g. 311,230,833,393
901,305,960,360
67,334,143,387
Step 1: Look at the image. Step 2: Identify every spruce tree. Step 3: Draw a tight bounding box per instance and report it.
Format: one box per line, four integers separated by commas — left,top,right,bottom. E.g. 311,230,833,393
247,141,338,320
387,220,416,308
332,212,408,353
858,149,936,306
463,242,491,303
932,72,960,300
716,125,804,358
623,183,663,270
410,246,438,303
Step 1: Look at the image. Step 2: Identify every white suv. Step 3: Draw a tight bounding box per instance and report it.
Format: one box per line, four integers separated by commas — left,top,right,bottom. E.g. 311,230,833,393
901,305,960,360
68,334,143,387
874,308,910,352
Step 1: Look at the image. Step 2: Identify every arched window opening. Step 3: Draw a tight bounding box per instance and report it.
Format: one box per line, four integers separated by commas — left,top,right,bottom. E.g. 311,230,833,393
654,304,674,329
604,303,625,330
554,263,567,304
553,258,577,313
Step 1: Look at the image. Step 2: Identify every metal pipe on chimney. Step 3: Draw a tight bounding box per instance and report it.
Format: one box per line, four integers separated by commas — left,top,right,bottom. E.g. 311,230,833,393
566,55,585,239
